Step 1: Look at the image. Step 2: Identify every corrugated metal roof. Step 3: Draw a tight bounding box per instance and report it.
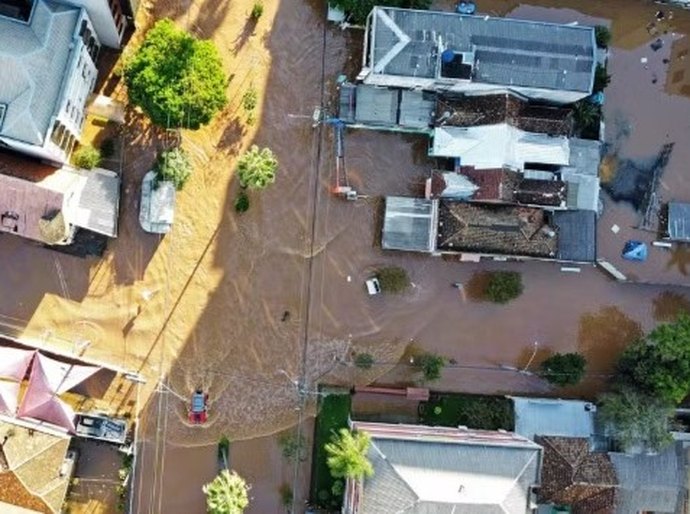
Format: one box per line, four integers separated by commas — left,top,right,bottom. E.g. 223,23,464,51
0,0,81,146
356,424,541,514
431,124,570,169
511,397,595,441
668,202,690,242
382,196,437,252
371,7,595,92
553,209,596,262
399,90,434,128
354,86,398,126
610,441,686,514
73,168,120,237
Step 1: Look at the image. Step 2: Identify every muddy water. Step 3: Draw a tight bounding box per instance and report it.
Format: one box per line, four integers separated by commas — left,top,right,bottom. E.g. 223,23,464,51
2,0,690,512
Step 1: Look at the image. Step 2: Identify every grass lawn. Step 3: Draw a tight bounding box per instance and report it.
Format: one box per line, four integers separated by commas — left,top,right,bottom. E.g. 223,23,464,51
309,391,352,510
419,393,514,431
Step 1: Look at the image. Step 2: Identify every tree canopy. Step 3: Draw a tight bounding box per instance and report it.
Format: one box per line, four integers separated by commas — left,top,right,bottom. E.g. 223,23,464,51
155,147,192,190
416,352,446,382
203,470,249,514
376,266,410,294
330,0,431,25
325,428,374,480
617,314,690,404
237,145,278,190
125,19,227,129
599,388,674,453
485,271,523,304
539,352,587,387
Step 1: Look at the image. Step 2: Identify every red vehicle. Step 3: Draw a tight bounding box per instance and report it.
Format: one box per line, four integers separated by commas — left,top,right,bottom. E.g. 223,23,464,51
188,389,208,424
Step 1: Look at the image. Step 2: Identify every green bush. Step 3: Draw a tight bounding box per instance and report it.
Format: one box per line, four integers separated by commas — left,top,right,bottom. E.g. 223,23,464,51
251,1,263,19
354,352,375,369
100,138,116,159
218,435,230,462
279,483,293,508
539,352,587,387
330,0,431,25
595,25,611,48
73,145,102,169
416,352,446,382
376,266,410,294
237,145,278,190
154,147,192,190
242,86,258,112
235,191,250,213
593,64,611,93
278,431,306,462
485,271,523,304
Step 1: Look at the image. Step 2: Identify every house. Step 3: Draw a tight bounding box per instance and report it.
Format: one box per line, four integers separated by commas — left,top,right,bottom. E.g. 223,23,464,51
0,152,120,244
0,0,134,165
667,202,690,242
511,397,597,442
609,435,690,514
0,418,76,514
343,421,542,514
360,7,596,105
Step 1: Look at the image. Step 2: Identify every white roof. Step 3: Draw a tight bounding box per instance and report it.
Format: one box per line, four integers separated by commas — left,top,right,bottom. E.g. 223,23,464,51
511,396,596,441
431,124,570,170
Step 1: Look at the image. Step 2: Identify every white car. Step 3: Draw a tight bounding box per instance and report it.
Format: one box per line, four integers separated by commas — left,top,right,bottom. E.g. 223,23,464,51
139,170,175,234
365,277,381,295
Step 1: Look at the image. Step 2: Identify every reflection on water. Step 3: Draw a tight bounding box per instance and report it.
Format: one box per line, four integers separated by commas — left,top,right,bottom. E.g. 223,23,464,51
652,291,690,321
578,306,643,372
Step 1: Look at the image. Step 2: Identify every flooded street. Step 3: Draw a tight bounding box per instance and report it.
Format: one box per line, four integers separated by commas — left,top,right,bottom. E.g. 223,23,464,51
1,0,690,512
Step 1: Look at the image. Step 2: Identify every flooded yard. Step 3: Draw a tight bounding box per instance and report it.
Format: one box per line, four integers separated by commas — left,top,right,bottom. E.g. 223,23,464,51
0,0,690,512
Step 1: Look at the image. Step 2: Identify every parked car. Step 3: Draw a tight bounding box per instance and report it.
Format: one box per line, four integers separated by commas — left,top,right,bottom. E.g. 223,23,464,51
139,170,175,234
74,412,128,445
365,277,381,295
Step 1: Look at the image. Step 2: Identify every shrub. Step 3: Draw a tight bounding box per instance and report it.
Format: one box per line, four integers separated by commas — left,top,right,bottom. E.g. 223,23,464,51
354,352,375,369
325,428,373,480
235,191,250,213
485,271,523,304
100,138,116,159
539,352,587,387
595,25,612,48
278,431,306,462
218,435,230,463
279,483,293,508
237,145,278,190
593,64,611,93
73,145,102,169
330,0,431,25
124,19,227,129
416,352,446,382
242,86,258,112
375,266,410,294
155,147,192,190
331,480,344,496
250,1,263,19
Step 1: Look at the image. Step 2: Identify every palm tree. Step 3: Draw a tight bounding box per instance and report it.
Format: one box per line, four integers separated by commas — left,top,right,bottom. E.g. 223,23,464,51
237,145,278,190
325,428,374,480
202,469,249,514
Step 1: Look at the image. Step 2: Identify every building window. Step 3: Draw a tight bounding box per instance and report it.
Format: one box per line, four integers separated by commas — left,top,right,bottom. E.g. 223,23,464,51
1,212,19,233
0,104,6,130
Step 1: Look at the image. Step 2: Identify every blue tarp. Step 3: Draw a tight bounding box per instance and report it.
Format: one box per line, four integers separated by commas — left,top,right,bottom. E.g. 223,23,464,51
622,240,648,261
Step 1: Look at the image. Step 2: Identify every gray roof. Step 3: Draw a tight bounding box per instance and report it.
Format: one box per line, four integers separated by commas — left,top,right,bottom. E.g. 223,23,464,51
668,202,690,242
399,90,434,128
370,7,595,92
382,196,437,252
560,138,601,212
511,397,596,441
553,209,596,262
357,426,541,514
0,0,81,146
355,86,398,126
610,440,688,514
74,168,120,237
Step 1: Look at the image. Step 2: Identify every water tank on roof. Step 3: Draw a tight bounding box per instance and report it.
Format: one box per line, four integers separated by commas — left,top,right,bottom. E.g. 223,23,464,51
442,49,455,63
456,1,476,14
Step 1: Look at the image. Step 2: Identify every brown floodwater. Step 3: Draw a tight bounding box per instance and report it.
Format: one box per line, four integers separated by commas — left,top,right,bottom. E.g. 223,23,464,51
1,0,690,513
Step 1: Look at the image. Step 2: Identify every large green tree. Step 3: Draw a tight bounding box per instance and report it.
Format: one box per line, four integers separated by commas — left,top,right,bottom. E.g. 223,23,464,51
155,147,192,190
237,145,278,190
539,352,587,387
325,428,373,480
599,388,674,453
617,314,690,404
330,0,431,25
203,470,249,514
125,19,227,129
